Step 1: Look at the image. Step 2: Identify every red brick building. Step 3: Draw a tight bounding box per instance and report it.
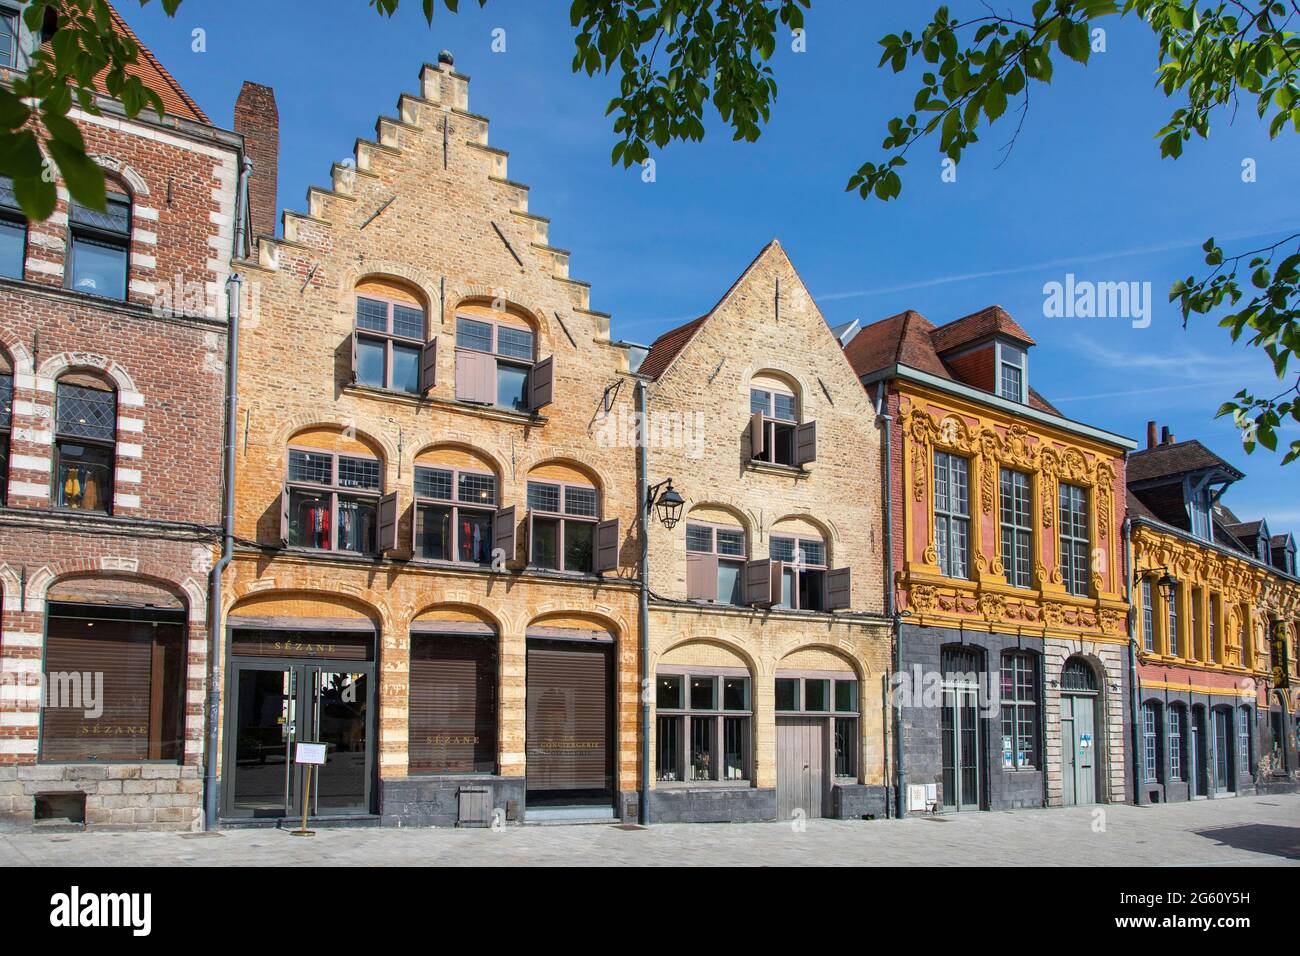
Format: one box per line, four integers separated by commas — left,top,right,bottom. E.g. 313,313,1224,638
0,5,244,828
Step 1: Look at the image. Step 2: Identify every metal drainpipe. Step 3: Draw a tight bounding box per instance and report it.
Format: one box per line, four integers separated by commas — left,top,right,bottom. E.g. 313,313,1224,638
873,383,900,818
204,156,252,830
1123,514,1141,806
635,378,652,825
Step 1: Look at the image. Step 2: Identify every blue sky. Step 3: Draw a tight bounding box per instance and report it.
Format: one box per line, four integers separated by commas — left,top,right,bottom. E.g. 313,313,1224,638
128,1,1300,534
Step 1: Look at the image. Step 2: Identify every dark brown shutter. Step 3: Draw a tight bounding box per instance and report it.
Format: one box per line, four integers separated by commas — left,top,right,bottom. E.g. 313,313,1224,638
525,510,534,566
687,552,719,601
749,410,765,458
744,558,776,607
796,420,817,465
408,635,497,774
525,643,611,792
494,505,517,564
349,331,358,383
419,337,437,394
594,517,620,573
280,483,291,545
529,355,554,411
41,616,184,762
377,492,399,553
827,567,852,610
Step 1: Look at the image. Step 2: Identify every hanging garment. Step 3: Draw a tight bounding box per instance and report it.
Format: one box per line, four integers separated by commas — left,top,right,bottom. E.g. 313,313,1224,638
64,468,81,506
82,470,100,511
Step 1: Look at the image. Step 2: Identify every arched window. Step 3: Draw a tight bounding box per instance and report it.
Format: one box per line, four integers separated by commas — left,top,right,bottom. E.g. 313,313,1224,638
1061,657,1098,692
1168,703,1186,782
0,349,11,504
453,303,550,412
0,175,27,279
749,372,815,467
771,528,828,611
352,279,429,395
67,178,131,300
53,372,116,513
282,435,383,554
413,447,503,565
526,463,617,574
1000,651,1039,770
685,513,746,604
1142,701,1162,783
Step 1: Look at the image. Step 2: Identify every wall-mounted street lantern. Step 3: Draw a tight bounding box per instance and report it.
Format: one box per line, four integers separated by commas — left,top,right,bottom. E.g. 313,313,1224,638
1146,567,1179,594
646,478,685,529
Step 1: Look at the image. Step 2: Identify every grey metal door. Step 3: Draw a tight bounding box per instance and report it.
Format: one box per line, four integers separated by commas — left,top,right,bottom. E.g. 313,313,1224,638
1062,693,1097,805
776,716,826,820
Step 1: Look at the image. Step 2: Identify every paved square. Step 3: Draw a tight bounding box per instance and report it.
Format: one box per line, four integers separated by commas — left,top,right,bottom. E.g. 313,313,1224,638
1,794,1296,866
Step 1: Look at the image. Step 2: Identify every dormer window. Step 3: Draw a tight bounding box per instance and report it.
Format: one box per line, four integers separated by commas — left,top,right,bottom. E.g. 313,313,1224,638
1189,490,1211,541
0,8,17,69
997,342,1027,403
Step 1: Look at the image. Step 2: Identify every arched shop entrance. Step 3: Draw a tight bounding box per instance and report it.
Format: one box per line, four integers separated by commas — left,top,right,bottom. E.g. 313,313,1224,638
1060,657,1100,806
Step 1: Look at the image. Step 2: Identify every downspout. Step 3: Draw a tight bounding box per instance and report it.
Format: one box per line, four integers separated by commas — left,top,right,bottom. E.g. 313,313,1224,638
1124,513,1141,806
873,383,900,818
635,378,651,825
205,155,252,830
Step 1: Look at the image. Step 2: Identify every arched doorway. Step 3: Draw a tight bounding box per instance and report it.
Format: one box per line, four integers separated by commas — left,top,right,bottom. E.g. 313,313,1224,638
1060,656,1100,806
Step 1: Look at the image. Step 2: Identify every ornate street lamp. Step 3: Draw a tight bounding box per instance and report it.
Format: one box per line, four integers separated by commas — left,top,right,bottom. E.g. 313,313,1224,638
646,478,685,529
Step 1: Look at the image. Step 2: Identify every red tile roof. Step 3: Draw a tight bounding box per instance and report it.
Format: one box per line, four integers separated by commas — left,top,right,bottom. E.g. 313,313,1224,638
930,305,1035,354
90,3,209,124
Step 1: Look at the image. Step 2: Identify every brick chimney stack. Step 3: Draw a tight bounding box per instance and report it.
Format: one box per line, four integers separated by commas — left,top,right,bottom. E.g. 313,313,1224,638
234,81,279,241
1161,425,1175,446
1147,421,1158,450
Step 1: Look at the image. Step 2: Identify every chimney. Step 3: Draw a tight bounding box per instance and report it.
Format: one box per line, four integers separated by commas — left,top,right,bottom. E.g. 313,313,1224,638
1147,421,1158,450
1161,426,1174,446
234,81,279,242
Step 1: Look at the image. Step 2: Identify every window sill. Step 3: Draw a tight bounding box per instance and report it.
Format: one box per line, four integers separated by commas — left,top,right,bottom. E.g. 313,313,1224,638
342,383,549,427
280,545,382,562
746,460,807,477
654,780,752,790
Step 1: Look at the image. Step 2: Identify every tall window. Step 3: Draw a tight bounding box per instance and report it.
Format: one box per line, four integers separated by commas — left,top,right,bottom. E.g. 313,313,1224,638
1168,705,1184,782
67,183,131,300
354,293,426,394
528,479,598,572
1208,594,1218,663
685,522,745,604
1167,584,1181,657
0,175,26,279
1000,651,1038,770
0,7,17,69
750,386,798,466
0,351,11,504
999,468,1032,588
414,465,496,564
455,314,536,411
998,347,1025,402
1142,702,1161,783
656,672,751,783
54,376,116,513
934,452,970,579
771,534,827,611
1238,706,1252,774
1058,483,1090,596
285,447,381,553
1142,579,1155,653
1190,589,1202,661
775,673,860,778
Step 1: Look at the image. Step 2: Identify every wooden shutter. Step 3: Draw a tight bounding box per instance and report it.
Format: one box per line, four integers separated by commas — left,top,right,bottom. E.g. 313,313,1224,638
494,505,517,564
594,517,620,573
456,350,495,404
529,355,554,411
419,337,437,394
826,567,852,610
749,411,765,458
525,510,534,566
687,552,719,602
377,492,399,553
796,420,817,465
408,635,498,774
525,643,611,792
350,331,358,383
744,558,777,607
280,483,291,544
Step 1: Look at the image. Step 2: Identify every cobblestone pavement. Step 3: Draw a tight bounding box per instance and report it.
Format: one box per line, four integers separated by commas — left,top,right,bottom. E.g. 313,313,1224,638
1,794,1297,867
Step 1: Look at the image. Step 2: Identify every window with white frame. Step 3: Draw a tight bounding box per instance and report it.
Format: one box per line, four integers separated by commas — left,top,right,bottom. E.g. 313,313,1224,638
1238,706,1252,774
1142,579,1155,653
1142,701,1161,783
771,534,827,612
0,7,18,69
1167,583,1181,657
1208,593,1219,663
1058,483,1090,597
655,671,751,783
934,451,970,579
285,447,381,553
999,468,1032,588
684,521,746,604
1000,651,1038,770
414,465,497,564
998,343,1026,403
774,672,860,778
528,479,598,572
1168,704,1185,781
750,385,799,466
